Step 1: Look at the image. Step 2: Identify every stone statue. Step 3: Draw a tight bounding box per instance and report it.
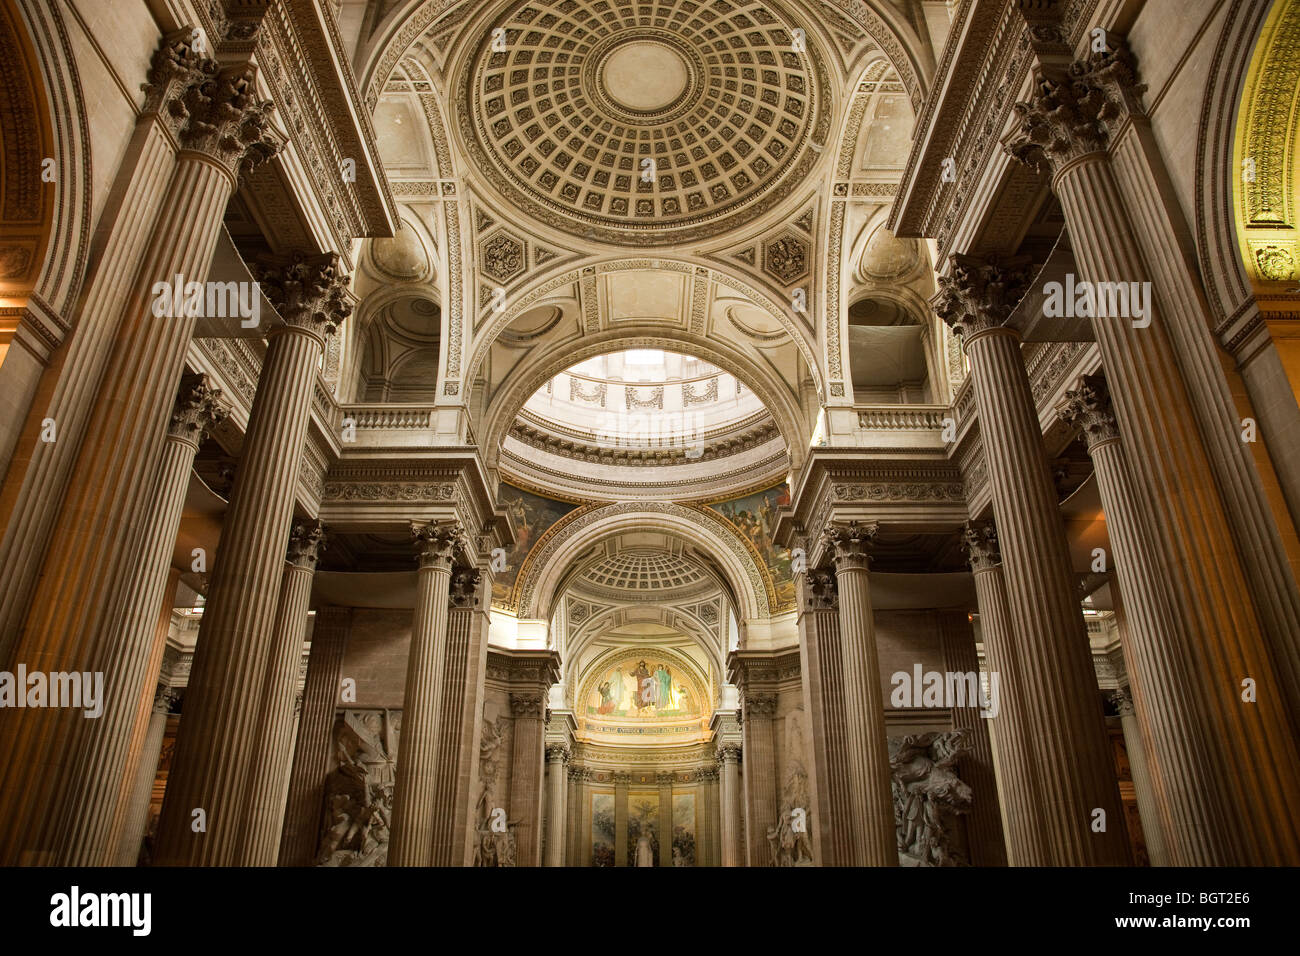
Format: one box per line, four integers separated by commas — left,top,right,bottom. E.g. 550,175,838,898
316,710,399,867
890,730,974,867
765,765,815,866
635,833,655,867
472,713,518,867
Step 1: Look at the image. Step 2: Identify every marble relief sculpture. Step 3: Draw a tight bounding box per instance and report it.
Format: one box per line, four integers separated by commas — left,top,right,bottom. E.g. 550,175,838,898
890,731,974,867
472,715,518,867
766,766,814,866
316,710,399,867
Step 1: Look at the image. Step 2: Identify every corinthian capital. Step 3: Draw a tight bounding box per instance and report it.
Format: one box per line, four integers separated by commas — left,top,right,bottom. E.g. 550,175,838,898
450,568,483,609
143,31,278,181
255,252,352,337
286,519,327,571
745,693,778,719
169,373,229,443
1008,35,1147,176
820,520,879,572
1057,374,1120,450
932,254,1033,341
411,521,464,571
799,569,838,611
961,520,1001,573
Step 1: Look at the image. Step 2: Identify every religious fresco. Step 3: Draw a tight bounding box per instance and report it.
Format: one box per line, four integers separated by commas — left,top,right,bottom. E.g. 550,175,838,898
671,793,696,867
707,482,794,608
627,793,659,866
591,792,615,867
492,483,578,605
587,658,698,720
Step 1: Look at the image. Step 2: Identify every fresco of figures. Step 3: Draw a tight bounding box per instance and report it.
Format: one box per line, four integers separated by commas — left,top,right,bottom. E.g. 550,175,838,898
707,483,794,608
492,483,577,605
588,658,698,719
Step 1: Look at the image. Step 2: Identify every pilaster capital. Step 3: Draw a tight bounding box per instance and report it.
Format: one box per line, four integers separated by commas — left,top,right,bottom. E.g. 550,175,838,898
142,31,278,181
449,568,484,609
613,772,633,786
961,520,1001,573
697,766,719,783
799,569,838,611
411,521,464,572
1008,35,1147,176
152,684,181,716
580,767,596,782
820,520,879,572
1110,686,1136,717
932,254,1034,342
744,693,778,719
1057,374,1121,450
286,518,327,571
545,743,570,763
254,252,352,338
168,373,229,444
716,744,741,765
509,692,545,719
655,772,675,787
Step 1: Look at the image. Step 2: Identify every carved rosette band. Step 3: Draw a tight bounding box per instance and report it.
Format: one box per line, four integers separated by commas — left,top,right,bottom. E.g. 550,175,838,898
820,520,879,573
286,519,327,571
142,30,278,181
168,373,229,444
254,252,353,340
932,254,1034,342
411,521,464,572
510,693,545,719
1057,374,1121,450
1007,34,1147,177
961,520,1001,574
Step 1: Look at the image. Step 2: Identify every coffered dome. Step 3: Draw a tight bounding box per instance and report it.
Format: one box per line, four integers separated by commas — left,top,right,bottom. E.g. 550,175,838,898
458,0,831,246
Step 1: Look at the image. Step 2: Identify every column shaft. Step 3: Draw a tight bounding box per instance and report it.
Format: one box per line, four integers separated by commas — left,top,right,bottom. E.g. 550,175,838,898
545,748,568,866
718,750,740,867
740,697,778,866
507,693,546,867
113,684,177,867
657,774,673,866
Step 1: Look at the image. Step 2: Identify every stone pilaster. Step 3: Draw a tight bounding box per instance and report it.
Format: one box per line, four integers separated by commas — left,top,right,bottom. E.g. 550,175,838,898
239,519,325,866
937,608,1007,866
740,693,778,867
278,606,350,866
962,521,1049,866
114,684,180,866
577,767,594,866
717,745,741,867
0,39,276,865
545,744,569,867
1017,52,1300,861
935,257,1128,865
508,692,547,867
656,771,673,867
614,772,631,867
432,568,490,866
796,568,851,866
820,521,897,866
44,377,226,866
388,522,462,866
566,764,581,865
153,253,348,867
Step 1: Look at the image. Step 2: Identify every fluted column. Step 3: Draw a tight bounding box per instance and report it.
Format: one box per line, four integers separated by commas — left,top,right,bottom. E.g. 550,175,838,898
577,767,594,865
962,521,1049,866
279,606,350,866
0,41,277,865
545,745,569,867
708,768,721,866
937,608,1007,866
1013,51,1300,862
821,522,897,866
238,520,325,865
114,684,180,866
935,259,1128,865
695,768,714,867
718,746,741,867
565,764,580,865
614,772,630,867
740,694,778,866
796,568,852,866
387,522,462,867
432,569,490,866
153,254,349,867
47,377,228,865
1110,686,1168,867
508,692,547,867
656,771,673,866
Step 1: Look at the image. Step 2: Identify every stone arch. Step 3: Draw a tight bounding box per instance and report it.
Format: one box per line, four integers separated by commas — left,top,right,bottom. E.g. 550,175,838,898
515,501,773,623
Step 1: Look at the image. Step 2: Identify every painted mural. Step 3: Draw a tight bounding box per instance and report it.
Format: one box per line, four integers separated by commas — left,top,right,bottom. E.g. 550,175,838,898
707,482,794,608
671,793,696,867
627,793,659,866
493,483,578,606
587,658,699,720
591,792,615,867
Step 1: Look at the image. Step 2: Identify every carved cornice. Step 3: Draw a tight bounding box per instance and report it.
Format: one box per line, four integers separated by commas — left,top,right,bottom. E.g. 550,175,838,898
168,373,229,444
1057,373,1120,450
286,518,327,570
933,253,1034,341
